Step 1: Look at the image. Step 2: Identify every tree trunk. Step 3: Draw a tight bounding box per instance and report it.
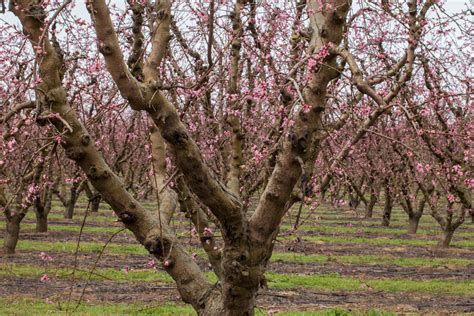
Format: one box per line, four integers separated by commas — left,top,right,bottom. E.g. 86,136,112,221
407,215,420,234
64,200,74,219
35,212,48,233
438,229,455,248
198,282,257,315
293,202,304,230
4,217,22,254
365,193,377,218
90,195,101,213
64,185,80,219
381,185,392,227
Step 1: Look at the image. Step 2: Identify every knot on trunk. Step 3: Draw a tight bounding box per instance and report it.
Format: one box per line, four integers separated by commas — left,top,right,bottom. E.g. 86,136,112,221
144,235,171,257
118,212,135,224
98,42,113,55
289,131,309,153
26,4,47,22
81,134,91,146
163,129,188,147
65,147,86,161
87,166,110,180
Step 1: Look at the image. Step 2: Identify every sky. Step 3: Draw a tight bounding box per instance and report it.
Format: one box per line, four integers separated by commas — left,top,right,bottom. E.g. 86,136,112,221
0,0,472,26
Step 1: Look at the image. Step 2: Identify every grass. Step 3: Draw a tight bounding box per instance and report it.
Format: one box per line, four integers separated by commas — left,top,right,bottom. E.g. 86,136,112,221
2,263,472,296
266,272,474,295
0,222,130,234
25,211,115,222
0,239,148,255
0,297,395,315
2,199,473,314
271,252,473,267
279,235,474,248
279,223,473,238
0,298,195,315
2,220,471,242
277,310,394,316
2,238,471,268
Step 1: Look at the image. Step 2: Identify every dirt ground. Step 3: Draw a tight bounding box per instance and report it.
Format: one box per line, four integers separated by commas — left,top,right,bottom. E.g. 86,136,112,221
1,204,473,314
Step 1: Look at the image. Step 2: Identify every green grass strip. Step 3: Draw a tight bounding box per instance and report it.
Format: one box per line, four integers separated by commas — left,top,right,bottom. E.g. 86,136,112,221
0,239,148,255
279,235,474,248
0,298,195,315
0,297,396,315
271,252,472,267
1,263,472,296
0,222,129,235
3,238,474,263
265,272,473,295
279,224,473,238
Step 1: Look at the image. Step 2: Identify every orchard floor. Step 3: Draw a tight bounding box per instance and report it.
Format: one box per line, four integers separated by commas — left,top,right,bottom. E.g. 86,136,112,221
1,200,473,315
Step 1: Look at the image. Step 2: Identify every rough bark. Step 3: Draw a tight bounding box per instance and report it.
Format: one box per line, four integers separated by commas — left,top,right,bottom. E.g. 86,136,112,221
84,183,102,213
438,228,455,248
4,215,23,254
35,212,48,233
1,185,27,254
365,192,377,218
225,0,244,198
249,0,350,248
64,190,78,219
13,3,211,310
13,0,353,314
407,215,421,234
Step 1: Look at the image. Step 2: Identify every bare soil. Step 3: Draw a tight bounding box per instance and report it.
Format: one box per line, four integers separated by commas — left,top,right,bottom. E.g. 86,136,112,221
1,205,473,314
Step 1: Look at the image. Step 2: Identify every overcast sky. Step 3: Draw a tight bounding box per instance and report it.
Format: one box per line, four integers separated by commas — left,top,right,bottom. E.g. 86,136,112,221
1,0,472,25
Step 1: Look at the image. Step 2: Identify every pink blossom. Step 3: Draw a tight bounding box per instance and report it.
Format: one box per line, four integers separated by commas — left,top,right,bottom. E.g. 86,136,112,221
145,259,156,269
203,227,213,237
40,252,53,262
40,274,50,283
447,194,456,203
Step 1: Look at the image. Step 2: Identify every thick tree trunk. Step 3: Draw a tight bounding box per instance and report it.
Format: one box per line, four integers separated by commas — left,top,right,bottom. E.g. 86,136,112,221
407,215,420,234
198,280,258,315
35,212,48,233
438,229,455,248
4,217,22,254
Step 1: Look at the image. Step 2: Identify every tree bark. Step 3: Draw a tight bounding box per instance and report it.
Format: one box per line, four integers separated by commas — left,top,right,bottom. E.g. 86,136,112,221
35,212,48,233
438,228,455,248
4,215,23,254
365,192,377,218
407,215,420,234
65,198,75,219
90,194,101,213
381,184,392,227
84,182,102,213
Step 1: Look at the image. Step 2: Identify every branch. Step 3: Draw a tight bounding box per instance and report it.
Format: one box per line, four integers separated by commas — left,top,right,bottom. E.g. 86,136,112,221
249,0,351,250
143,0,172,82
0,101,35,124
87,0,145,108
225,0,245,197
14,0,211,308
